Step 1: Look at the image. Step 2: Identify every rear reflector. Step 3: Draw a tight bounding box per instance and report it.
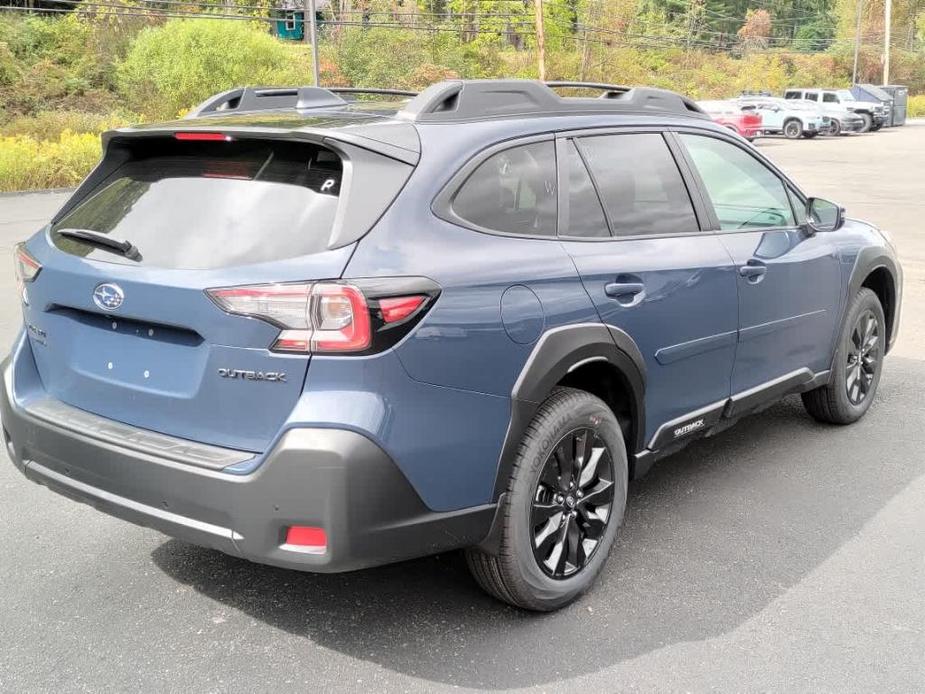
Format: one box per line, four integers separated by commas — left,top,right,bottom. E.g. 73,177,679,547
174,132,233,142
284,526,327,552
379,295,425,323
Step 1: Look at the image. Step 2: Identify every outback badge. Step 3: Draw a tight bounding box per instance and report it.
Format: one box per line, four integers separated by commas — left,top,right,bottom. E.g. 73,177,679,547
218,368,287,383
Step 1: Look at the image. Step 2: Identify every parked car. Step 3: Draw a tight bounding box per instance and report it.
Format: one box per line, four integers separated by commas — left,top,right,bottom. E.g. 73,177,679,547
784,88,886,132
698,99,762,141
4,80,902,611
737,96,828,139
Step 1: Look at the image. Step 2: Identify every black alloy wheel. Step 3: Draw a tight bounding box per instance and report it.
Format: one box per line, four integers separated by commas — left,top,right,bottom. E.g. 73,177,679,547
846,309,881,405
530,428,615,579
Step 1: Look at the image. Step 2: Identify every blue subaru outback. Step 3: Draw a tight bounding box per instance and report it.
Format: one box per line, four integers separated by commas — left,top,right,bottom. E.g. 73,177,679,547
3,80,902,610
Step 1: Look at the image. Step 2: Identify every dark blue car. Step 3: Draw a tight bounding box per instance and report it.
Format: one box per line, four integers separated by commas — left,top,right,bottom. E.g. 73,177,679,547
3,80,902,610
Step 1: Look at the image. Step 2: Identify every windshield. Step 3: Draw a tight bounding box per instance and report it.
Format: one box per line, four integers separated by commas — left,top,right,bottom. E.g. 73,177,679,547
837,90,856,101
51,139,343,269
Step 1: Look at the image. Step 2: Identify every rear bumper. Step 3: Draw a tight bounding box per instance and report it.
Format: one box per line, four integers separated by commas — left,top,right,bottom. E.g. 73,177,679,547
1,358,494,573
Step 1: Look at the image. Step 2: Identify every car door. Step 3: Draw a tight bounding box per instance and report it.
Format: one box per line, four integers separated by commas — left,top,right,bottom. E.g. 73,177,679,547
556,130,739,449
757,103,783,130
676,131,841,400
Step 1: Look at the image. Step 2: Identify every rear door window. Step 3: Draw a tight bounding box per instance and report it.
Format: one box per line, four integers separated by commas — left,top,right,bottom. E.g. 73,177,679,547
575,133,699,237
451,141,557,237
562,140,609,238
52,139,343,269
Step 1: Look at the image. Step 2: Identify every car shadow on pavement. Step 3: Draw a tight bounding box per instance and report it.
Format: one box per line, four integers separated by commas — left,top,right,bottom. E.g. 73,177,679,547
151,358,925,690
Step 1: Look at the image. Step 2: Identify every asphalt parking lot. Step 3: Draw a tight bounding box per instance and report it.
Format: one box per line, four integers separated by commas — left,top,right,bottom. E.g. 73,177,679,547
1,125,923,693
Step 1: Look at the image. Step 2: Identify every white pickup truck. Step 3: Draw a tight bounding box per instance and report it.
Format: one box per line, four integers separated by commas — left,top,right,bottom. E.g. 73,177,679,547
784,88,886,132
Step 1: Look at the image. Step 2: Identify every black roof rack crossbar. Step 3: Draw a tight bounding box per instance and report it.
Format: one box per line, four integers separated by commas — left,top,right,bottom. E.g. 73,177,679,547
399,79,707,123
186,86,348,118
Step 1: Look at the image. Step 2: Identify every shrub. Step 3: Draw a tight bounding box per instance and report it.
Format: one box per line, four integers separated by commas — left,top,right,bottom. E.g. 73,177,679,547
116,19,313,119
0,111,134,139
332,28,500,88
908,95,925,118
0,131,101,192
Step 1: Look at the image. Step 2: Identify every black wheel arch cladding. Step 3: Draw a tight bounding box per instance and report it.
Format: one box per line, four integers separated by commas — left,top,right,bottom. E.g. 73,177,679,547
492,323,646,501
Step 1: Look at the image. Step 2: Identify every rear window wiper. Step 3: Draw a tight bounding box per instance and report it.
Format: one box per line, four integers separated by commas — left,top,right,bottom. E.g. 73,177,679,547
57,229,142,262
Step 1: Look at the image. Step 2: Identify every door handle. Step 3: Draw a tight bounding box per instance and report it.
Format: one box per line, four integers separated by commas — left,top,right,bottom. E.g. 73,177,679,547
604,281,645,299
739,261,767,281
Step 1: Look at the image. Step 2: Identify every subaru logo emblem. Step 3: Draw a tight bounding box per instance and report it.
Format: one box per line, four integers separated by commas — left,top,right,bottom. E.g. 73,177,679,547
93,283,124,311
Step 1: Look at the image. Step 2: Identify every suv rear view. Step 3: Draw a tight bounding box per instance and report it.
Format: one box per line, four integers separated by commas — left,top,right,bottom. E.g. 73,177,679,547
4,80,901,611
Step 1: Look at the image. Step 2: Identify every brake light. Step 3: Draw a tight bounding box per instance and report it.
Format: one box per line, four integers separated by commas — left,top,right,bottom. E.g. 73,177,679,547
207,279,439,355
13,243,41,304
207,282,371,354
379,295,425,323
174,132,233,142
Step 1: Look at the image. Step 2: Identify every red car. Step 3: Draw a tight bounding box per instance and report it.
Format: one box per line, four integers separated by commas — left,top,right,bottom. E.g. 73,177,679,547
697,100,762,141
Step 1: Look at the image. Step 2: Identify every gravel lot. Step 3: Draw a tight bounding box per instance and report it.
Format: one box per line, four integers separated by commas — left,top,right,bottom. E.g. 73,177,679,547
0,124,923,693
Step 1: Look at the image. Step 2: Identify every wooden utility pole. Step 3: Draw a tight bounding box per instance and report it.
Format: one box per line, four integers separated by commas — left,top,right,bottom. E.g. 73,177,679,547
534,0,546,81
851,0,862,84
304,0,321,86
883,0,892,84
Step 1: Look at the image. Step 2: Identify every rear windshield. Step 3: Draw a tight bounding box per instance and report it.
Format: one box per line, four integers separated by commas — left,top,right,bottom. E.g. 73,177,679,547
51,139,343,269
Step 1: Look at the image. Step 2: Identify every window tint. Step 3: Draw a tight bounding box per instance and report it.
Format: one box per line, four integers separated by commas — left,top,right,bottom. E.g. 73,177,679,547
822,92,838,103
681,134,795,230
784,91,801,100
577,133,698,237
563,141,609,237
52,139,343,269
805,92,819,101
453,141,557,236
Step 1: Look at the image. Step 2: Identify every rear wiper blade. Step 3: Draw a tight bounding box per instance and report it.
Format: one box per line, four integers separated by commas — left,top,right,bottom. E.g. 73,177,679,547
57,228,142,262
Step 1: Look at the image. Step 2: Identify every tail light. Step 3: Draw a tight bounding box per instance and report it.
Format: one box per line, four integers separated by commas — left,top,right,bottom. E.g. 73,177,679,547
13,243,41,304
207,279,438,355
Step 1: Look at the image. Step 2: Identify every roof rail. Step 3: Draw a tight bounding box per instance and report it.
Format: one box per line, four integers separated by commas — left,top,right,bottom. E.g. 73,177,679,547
399,79,707,122
545,81,632,94
186,86,347,118
328,87,419,99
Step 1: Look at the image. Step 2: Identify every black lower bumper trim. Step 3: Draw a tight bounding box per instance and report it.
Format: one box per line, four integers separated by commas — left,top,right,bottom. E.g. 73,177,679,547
2,361,494,572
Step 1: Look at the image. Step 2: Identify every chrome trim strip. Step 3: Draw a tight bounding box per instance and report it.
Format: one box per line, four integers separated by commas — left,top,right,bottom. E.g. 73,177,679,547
27,460,242,542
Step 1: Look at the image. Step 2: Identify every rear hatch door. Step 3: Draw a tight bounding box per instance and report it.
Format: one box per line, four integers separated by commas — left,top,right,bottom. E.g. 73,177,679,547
23,131,412,454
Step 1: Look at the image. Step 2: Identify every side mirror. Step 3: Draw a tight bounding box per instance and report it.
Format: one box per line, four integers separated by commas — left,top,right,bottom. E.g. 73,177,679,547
805,197,845,233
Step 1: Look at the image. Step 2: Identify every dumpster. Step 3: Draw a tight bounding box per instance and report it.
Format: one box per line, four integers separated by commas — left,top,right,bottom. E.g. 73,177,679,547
852,84,895,126
880,85,908,126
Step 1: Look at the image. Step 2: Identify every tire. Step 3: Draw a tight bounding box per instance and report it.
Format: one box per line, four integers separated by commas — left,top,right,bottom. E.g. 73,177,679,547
858,112,873,133
829,119,842,137
802,288,886,425
465,387,628,611
871,122,883,131
783,119,803,139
